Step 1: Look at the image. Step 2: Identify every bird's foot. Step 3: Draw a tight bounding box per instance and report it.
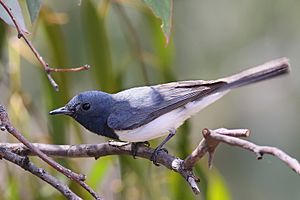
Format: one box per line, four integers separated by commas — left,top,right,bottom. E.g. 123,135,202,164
150,147,168,166
131,141,150,159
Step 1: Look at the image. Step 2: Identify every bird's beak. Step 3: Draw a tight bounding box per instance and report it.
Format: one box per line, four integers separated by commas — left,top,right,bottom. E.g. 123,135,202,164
49,106,73,115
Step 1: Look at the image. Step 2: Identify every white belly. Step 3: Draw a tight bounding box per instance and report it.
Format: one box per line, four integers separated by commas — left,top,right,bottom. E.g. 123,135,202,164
116,91,228,142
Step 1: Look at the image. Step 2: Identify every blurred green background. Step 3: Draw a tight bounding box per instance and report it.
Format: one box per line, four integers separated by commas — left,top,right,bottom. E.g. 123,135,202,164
0,0,300,199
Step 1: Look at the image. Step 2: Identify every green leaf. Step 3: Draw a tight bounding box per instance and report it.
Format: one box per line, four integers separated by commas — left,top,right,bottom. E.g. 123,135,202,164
87,157,113,187
145,10,175,81
207,169,232,200
26,0,41,23
39,8,70,144
81,0,115,92
0,0,29,33
143,0,173,45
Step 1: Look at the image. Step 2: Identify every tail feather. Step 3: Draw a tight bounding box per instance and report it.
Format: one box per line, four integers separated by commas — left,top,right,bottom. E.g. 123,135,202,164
220,57,290,90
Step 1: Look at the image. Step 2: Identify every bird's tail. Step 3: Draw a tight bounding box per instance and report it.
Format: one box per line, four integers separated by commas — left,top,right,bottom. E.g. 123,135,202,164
220,57,290,90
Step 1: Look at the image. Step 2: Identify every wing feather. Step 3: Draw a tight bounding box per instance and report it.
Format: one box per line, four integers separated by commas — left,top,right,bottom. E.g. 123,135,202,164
107,80,227,130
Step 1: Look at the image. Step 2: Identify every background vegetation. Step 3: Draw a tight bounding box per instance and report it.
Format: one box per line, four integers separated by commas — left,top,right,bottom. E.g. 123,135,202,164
0,0,300,199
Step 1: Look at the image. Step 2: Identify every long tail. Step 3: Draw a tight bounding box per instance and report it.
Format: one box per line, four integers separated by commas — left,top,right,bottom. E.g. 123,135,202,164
220,57,290,90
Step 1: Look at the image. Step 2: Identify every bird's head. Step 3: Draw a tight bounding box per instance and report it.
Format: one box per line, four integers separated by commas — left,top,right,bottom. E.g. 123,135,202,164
49,91,114,133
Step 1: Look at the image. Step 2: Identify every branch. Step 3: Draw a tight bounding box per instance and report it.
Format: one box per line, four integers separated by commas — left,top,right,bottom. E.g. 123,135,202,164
0,105,102,200
0,141,202,194
0,147,82,200
0,1,90,91
1,128,299,195
184,128,300,175
184,128,250,169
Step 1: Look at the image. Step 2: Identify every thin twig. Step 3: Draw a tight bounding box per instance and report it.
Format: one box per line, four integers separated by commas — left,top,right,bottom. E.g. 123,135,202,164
206,129,300,174
184,128,250,169
0,105,102,200
0,1,91,91
49,65,91,72
114,2,149,84
0,147,82,200
0,105,85,181
184,128,300,175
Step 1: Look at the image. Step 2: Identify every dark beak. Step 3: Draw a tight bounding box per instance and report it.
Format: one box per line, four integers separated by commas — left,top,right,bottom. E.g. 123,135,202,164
49,106,73,115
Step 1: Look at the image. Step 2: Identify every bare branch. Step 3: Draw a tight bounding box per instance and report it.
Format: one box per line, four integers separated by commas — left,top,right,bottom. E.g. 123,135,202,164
0,105,102,200
184,128,250,169
0,1,91,91
0,126,299,195
211,128,250,137
0,141,202,194
49,65,91,72
206,129,300,174
184,128,300,175
0,147,82,200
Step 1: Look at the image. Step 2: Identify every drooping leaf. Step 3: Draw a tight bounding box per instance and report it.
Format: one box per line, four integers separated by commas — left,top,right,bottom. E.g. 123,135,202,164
145,9,175,81
143,0,173,45
207,169,231,200
82,0,115,92
39,8,70,144
0,0,29,33
87,157,113,188
26,0,42,23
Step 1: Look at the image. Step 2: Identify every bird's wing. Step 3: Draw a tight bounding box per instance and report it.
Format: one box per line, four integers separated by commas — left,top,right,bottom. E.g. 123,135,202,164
107,80,227,130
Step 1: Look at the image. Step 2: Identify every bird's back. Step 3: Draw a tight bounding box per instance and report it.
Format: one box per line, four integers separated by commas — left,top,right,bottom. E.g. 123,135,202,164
109,80,227,131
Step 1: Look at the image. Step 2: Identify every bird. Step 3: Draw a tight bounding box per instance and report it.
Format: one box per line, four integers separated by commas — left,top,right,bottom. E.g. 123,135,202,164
49,58,290,163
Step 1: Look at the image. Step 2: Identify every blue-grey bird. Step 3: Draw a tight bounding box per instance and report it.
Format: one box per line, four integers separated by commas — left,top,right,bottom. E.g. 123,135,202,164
49,58,290,162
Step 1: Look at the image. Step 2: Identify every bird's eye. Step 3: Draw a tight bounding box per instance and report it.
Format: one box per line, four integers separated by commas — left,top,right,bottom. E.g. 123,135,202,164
82,103,91,111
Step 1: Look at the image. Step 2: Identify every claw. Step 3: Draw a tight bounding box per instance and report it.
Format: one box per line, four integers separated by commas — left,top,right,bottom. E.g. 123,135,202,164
131,143,138,159
150,147,169,166
150,129,175,166
161,148,168,154
143,141,150,147
131,142,150,159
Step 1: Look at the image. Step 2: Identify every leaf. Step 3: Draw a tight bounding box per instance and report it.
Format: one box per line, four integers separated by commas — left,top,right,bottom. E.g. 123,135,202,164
26,0,41,23
39,8,71,144
87,157,113,187
81,0,115,92
143,0,173,45
207,169,232,200
0,0,29,33
145,10,175,81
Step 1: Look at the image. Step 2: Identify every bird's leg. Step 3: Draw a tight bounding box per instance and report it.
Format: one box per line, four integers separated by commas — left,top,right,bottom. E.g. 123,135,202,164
131,141,150,159
151,129,176,166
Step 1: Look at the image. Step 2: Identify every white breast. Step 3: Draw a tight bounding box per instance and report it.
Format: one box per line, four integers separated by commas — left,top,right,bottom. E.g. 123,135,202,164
115,91,228,142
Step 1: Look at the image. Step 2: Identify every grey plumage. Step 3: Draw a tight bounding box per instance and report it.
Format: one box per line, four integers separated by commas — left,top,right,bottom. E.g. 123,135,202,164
108,80,226,130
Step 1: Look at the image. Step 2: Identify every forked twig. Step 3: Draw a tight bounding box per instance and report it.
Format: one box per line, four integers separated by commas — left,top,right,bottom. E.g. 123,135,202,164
184,128,300,176
0,1,90,91
0,105,102,200
0,147,82,200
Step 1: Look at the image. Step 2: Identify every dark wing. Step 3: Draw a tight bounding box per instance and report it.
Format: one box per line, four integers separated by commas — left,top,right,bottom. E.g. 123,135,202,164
107,80,227,130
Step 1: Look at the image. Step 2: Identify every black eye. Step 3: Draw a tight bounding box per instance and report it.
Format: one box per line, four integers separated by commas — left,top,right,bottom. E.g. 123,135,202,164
82,103,91,111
